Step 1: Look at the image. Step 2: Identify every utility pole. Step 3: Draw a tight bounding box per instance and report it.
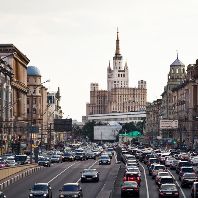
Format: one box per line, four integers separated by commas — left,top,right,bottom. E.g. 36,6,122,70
49,123,52,150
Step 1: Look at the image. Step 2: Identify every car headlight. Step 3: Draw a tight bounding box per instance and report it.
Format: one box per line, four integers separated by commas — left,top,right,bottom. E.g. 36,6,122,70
29,194,33,197
93,175,98,178
59,195,64,198
43,194,47,197
73,195,79,198
82,175,85,178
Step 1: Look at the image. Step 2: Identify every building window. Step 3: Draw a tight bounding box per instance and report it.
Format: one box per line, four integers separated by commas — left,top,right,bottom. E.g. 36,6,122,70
33,98,36,104
27,108,29,114
33,108,36,114
118,74,120,77
27,98,29,105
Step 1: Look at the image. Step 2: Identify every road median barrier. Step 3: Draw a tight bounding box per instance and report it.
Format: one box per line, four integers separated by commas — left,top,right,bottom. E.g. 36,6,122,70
0,164,44,190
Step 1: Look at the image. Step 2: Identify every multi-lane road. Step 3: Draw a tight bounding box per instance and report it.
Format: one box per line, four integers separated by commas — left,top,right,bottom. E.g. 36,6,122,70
112,161,193,198
3,157,120,198
2,155,195,198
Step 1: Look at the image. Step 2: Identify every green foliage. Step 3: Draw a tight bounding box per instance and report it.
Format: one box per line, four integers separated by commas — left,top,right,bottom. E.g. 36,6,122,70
81,121,107,141
119,121,144,135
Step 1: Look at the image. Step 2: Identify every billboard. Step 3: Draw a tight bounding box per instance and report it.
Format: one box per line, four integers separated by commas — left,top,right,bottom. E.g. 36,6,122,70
94,125,122,141
160,120,178,129
54,119,72,132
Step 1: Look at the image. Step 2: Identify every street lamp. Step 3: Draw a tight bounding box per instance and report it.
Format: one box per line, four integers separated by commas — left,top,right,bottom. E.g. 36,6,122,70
29,79,50,164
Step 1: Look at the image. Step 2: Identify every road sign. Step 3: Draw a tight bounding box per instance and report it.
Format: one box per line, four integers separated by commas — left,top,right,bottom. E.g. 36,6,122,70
160,120,178,129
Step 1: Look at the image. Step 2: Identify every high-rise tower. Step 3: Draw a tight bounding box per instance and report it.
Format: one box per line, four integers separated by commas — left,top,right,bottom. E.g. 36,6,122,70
107,29,129,91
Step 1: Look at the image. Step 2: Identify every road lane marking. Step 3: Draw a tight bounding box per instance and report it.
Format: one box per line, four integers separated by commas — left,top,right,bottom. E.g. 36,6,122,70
48,162,77,184
140,163,149,198
76,160,99,183
167,170,186,198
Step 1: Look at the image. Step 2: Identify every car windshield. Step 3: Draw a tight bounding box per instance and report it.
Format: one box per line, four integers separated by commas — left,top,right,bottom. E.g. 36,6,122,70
159,172,169,177
83,169,97,174
32,184,48,191
161,184,177,190
100,156,109,160
161,178,174,183
179,162,190,166
63,185,79,191
182,167,194,172
183,173,196,178
126,173,139,177
123,181,137,187
155,166,165,170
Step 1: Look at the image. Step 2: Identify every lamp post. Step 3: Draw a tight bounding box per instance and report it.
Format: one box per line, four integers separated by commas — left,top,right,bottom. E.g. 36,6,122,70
29,80,50,164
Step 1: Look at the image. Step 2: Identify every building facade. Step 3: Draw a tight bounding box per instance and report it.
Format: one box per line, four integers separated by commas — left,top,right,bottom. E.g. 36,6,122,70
86,31,147,121
0,44,30,153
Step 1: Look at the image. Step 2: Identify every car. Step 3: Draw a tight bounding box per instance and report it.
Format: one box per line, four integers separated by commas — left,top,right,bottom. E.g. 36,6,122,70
157,176,175,187
38,157,51,167
155,172,170,184
176,160,191,174
179,167,195,180
29,183,52,198
147,158,159,167
81,168,99,182
15,154,29,165
121,181,139,197
165,157,175,167
106,151,113,159
50,155,62,163
0,161,8,168
125,167,141,176
170,160,179,170
191,182,198,197
75,152,87,160
159,183,179,198
181,173,198,187
99,155,111,165
0,191,6,198
190,156,198,166
6,159,17,167
62,153,75,162
86,152,96,160
123,172,141,186
59,183,83,198
151,164,166,179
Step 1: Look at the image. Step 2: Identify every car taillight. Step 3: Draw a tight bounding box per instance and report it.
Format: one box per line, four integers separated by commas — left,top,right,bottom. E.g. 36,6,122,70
122,187,127,191
137,177,140,180
160,192,164,195
174,192,179,195
134,188,138,191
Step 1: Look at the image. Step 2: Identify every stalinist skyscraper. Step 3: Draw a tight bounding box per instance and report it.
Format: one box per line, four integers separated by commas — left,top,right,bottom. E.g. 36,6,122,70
86,30,147,116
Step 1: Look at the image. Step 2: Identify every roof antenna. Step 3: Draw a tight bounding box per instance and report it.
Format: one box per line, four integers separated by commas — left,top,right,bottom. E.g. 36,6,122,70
176,50,178,59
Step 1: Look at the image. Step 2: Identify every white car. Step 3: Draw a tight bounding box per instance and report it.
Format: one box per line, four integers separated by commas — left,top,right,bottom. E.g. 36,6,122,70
190,156,198,165
165,157,175,166
6,159,17,167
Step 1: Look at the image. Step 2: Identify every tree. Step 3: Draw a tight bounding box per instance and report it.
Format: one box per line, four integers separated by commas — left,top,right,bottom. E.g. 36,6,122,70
81,121,107,141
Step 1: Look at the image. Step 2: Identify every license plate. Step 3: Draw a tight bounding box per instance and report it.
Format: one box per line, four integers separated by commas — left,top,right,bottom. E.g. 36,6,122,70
166,192,172,195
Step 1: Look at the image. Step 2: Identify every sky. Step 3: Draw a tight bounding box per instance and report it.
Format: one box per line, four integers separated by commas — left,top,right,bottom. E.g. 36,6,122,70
1,0,198,121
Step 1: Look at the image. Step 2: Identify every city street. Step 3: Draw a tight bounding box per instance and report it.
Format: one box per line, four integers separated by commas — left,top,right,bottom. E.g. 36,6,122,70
3,157,119,198
112,161,192,198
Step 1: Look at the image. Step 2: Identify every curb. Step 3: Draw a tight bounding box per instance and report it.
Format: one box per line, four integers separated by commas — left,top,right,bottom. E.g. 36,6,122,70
0,166,44,190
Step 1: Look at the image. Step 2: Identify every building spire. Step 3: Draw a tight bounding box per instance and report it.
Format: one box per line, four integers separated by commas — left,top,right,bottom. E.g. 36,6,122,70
176,50,178,59
115,27,120,55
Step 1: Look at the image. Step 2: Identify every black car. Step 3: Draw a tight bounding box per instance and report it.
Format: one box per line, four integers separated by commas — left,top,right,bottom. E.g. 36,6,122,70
62,153,75,162
191,182,198,197
29,183,52,198
99,155,111,165
159,184,179,198
59,183,83,198
81,169,99,182
0,191,6,198
38,157,51,167
181,173,198,187
75,152,87,160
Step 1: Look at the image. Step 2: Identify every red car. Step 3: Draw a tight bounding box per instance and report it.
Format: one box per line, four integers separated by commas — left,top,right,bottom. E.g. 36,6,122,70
121,181,139,197
123,172,141,186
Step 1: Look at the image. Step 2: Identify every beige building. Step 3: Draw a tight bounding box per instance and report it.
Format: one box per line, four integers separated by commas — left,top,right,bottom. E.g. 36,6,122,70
0,44,30,152
27,66,49,148
86,31,147,119
171,60,198,148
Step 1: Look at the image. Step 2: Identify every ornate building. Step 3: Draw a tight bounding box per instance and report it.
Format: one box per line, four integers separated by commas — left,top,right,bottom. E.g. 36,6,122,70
0,44,30,153
27,66,49,148
86,31,147,120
